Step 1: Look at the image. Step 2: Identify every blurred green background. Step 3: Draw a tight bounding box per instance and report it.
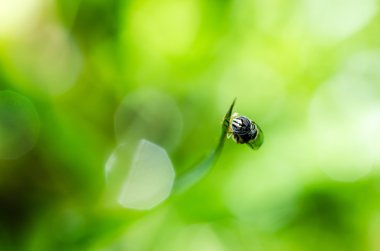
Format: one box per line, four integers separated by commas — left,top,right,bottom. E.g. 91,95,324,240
1,0,380,250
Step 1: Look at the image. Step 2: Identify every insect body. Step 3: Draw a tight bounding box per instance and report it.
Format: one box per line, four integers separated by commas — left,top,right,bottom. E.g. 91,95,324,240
228,113,264,150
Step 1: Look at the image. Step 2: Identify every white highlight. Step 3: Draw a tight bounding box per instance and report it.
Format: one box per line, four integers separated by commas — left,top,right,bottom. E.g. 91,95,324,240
105,139,175,210
232,120,242,128
0,0,41,38
118,139,175,210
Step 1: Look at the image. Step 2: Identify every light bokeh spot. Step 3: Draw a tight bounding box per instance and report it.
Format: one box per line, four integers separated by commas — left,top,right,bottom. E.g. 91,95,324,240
105,139,175,210
164,225,226,251
0,90,40,159
7,24,82,96
114,89,183,151
0,0,42,38
309,51,380,181
302,0,377,40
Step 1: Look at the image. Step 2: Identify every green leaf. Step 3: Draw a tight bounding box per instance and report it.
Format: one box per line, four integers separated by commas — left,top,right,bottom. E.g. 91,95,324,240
174,98,236,193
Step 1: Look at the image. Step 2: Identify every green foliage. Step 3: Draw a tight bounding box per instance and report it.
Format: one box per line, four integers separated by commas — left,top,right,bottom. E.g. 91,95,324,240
1,0,380,250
